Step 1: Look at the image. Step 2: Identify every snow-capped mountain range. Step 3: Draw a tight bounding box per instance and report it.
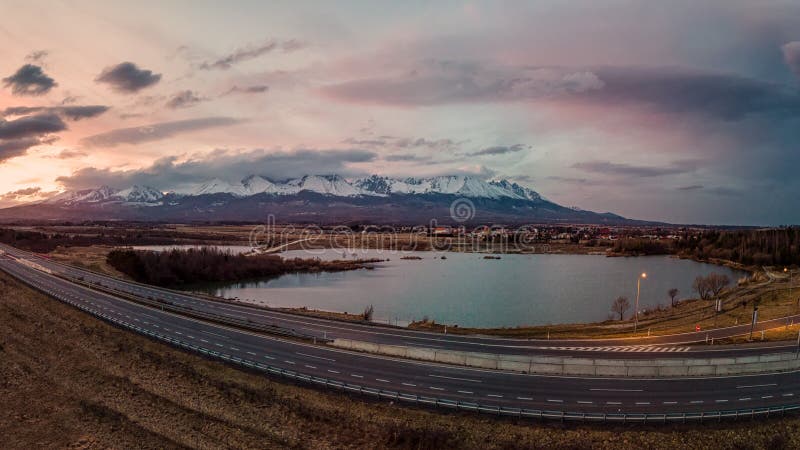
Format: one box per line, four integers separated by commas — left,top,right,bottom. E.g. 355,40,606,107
43,174,546,205
8,174,639,224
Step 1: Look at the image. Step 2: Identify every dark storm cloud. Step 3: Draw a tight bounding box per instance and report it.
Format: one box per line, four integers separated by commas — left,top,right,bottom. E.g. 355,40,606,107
199,39,306,70
166,90,206,109
80,117,243,147
468,144,526,156
384,154,432,162
222,85,270,96
342,136,461,152
0,138,41,162
2,64,57,96
56,148,377,189
1,105,109,121
572,160,699,177
95,62,162,93
0,186,41,200
0,113,66,140
585,67,800,121
323,63,604,106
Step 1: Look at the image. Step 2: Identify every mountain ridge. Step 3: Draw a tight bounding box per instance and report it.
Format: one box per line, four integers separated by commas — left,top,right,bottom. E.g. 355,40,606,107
3,174,640,225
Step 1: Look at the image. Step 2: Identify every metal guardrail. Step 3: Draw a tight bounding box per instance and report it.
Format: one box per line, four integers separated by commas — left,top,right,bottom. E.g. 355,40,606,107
64,275,330,344
4,262,800,424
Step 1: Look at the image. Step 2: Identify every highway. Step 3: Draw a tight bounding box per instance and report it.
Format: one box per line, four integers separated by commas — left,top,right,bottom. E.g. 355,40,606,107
1,242,799,360
2,248,800,421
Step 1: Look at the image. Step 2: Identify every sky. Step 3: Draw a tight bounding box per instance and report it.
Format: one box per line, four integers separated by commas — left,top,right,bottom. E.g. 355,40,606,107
1,0,799,225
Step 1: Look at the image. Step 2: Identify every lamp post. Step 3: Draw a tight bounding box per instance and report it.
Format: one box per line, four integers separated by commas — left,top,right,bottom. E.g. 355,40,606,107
634,272,647,333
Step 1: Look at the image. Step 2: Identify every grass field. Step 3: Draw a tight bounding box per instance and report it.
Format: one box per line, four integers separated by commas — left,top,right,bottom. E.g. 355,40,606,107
2,270,800,449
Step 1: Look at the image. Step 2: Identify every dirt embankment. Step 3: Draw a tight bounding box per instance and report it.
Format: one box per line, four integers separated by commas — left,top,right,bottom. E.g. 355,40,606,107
2,271,800,449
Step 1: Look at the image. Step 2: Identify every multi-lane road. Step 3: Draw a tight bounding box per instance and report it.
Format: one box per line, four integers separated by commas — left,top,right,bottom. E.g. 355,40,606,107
2,243,800,421
1,243,799,359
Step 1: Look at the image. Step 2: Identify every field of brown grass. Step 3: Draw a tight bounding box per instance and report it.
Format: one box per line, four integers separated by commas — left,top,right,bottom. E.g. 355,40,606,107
2,270,800,449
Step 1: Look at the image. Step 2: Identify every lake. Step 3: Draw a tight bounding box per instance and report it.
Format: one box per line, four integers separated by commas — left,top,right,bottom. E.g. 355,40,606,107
151,246,749,328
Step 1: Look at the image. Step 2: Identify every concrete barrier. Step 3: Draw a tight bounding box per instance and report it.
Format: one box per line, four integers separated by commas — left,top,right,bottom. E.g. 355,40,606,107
330,338,800,378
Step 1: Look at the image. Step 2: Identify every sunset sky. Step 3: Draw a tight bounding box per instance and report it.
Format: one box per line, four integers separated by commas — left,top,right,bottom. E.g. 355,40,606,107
1,0,800,225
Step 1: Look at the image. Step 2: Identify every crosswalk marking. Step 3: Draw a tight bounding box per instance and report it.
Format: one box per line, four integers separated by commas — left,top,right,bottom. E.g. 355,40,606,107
542,345,691,353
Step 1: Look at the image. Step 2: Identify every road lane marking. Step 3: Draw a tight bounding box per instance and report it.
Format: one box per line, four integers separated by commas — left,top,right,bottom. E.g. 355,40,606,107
263,355,275,360
547,399,562,403
739,397,751,401
305,365,317,369
762,395,773,399
402,382,416,387
296,352,335,362
663,401,677,405
328,370,340,374
284,360,295,365
715,399,728,403
488,394,503,398
635,402,650,405
517,396,533,401
606,402,621,405
351,374,363,378
737,383,777,389
577,401,593,404
376,378,390,383
783,393,795,397
428,374,482,383
590,388,643,392
457,390,473,394
429,386,445,391
690,400,704,404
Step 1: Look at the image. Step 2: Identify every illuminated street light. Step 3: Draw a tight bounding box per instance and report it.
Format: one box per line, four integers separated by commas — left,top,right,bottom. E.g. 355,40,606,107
634,272,647,333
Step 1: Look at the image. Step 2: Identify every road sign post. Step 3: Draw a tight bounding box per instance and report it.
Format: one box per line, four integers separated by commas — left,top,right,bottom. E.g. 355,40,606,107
749,306,758,340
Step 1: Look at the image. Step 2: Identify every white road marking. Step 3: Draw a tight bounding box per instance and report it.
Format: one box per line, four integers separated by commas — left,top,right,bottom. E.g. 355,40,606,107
690,400,704,404
296,352,335,362
762,395,773,399
488,394,503,398
577,401,593,404
739,397,751,401
783,393,795,397
246,351,256,356
715,399,728,403
606,401,621,405
457,390,473,394
402,382,416,387
547,399,563,403
327,370,340,374
305,365,317,369
376,378,390,383
590,388,643,392
517,396,533,401
284,360,295,365
737,383,777,389
428,374,482,383
429,386,445,391
635,402,650,405
663,401,677,405
351,374,363,378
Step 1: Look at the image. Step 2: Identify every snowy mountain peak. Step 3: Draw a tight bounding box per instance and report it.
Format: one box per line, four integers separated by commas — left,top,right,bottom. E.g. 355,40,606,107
113,185,164,203
43,174,548,205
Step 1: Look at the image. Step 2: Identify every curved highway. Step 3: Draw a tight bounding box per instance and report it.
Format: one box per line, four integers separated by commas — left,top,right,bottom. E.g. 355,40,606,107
2,249,800,421
1,243,797,360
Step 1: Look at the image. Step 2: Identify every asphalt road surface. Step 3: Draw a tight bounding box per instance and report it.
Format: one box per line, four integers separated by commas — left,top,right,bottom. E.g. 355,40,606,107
1,243,798,360
2,248,800,420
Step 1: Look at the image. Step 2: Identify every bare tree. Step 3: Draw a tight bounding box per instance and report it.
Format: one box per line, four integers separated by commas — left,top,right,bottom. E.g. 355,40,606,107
362,304,374,321
693,273,731,301
693,276,713,300
611,296,631,321
707,273,731,297
668,288,679,307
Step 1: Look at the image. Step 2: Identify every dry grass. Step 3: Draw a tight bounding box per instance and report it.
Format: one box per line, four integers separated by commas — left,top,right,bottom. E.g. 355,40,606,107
3,271,800,449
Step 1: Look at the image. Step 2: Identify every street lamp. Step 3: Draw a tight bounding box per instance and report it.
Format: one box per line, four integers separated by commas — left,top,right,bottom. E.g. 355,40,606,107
634,272,647,333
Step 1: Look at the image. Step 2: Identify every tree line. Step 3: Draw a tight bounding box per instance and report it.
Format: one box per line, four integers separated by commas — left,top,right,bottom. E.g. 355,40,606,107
674,227,800,267
106,247,380,286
